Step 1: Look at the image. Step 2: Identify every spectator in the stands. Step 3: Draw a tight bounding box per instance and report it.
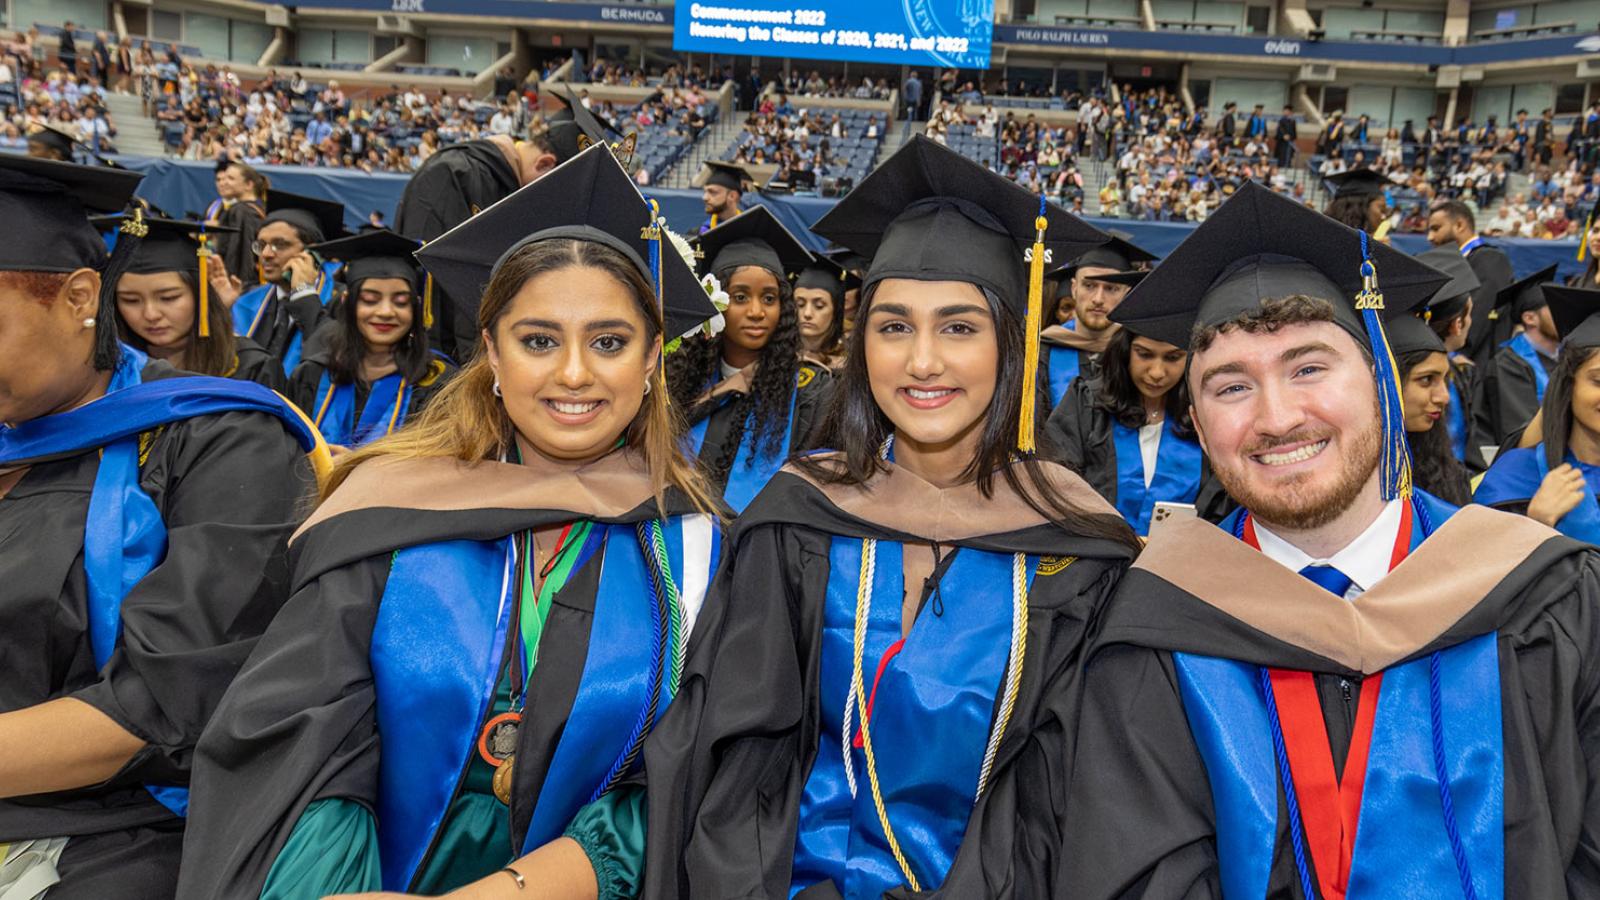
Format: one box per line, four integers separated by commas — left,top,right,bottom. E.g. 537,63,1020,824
57,22,77,77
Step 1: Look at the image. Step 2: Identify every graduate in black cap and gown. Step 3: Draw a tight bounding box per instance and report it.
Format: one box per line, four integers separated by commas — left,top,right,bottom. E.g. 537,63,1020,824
697,160,751,234
1414,244,1487,471
1388,313,1474,504
1044,272,1226,534
25,122,84,162
1474,264,1560,448
0,156,324,899
668,206,833,514
1475,284,1600,544
1322,168,1392,236
823,245,867,334
287,229,456,452
641,136,1140,900
178,144,724,900
227,188,347,376
1061,182,1600,900
96,215,285,390
394,88,614,363
1038,233,1154,410
793,259,849,371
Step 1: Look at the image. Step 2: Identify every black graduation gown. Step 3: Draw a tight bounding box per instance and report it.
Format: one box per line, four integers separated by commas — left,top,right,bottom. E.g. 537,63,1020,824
214,199,263,288
230,336,287,392
285,356,456,434
686,361,833,496
248,285,331,369
1451,356,1491,474
1475,339,1554,449
640,458,1137,899
393,140,520,362
1464,244,1516,367
177,452,722,900
0,364,312,899
1042,376,1231,523
1060,505,1600,899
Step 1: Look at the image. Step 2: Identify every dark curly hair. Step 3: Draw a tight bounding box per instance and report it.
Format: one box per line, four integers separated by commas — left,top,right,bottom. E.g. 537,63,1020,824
1399,349,1471,505
666,264,802,486
1094,328,1195,438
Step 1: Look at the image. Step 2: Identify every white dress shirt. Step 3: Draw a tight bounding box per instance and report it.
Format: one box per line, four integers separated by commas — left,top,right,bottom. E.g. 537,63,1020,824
1251,498,1404,600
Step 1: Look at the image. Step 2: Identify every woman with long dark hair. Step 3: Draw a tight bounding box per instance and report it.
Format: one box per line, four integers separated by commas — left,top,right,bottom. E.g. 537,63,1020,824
668,206,832,512
1043,314,1214,534
1322,168,1390,234
179,146,725,900
1476,283,1600,541
794,261,847,370
102,215,285,389
642,137,1139,900
287,230,454,451
1388,314,1473,505
1416,244,1487,470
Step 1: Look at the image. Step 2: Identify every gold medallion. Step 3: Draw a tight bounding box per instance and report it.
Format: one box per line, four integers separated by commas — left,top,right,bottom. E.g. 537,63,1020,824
492,755,516,805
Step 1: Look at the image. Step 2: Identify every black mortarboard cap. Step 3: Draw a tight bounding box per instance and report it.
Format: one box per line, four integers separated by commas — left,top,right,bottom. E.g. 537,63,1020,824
544,89,619,164
26,122,79,160
90,215,238,276
1416,245,1481,321
1046,230,1156,281
822,245,866,290
1385,313,1447,357
415,143,716,341
0,154,143,273
700,160,752,192
690,204,814,279
313,228,423,290
1493,263,1558,318
1324,168,1391,200
811,136,1109,309
1543,284,1600,349
1110,182,1449,349
794,264,846,304
265,188,347,244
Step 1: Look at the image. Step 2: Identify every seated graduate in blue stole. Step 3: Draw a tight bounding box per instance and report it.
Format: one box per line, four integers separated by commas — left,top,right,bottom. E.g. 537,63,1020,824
286,229,456,452
1037,232,1157,412
1061,182,1600,899
0,155,323,900
667,205,834,514
1044,284,1222,534
642,137,1142,900
1414,244,1490,473
1475,263,1560,448
178,144,727,900
228,188,347,377
1388,314,1474,506
1476,284,1600,545
96,214,287,391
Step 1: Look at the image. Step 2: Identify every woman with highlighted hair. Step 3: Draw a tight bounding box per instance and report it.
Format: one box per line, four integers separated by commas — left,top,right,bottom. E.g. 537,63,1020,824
178,145,726,900
641,137,1140,900
287,230,455,453
0,156,321,898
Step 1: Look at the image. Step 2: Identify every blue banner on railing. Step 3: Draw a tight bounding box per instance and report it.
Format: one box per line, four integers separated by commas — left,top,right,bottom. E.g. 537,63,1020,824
673,0,994,68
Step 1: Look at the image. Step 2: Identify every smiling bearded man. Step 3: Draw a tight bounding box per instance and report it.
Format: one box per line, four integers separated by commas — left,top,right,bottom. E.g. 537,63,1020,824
1060,182,1600,900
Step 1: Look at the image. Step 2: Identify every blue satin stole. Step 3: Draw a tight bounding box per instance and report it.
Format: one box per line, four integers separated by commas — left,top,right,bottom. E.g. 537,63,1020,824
231,260,341,374
1501,332,1551,402
1171,495,1506,900
1045,344,1081,409
1109,418,1203,535
0,346,318,817
790,538,1036,899
312,370,413,448
1475,444,1600,544
1445,362,1469,462
367,516,719,890
686,369,799,514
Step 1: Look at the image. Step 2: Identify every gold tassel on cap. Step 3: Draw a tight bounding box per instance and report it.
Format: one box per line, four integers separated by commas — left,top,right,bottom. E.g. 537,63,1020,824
197,233,211,338
1581,208,1595,262
423,272,435,330
1018,199,1048,455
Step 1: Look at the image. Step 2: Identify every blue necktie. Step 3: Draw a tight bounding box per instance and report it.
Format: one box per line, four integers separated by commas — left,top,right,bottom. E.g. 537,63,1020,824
1298,564,1354,599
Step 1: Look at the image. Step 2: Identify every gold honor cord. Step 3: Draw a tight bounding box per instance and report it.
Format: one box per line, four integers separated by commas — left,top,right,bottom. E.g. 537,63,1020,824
848,538,1030,893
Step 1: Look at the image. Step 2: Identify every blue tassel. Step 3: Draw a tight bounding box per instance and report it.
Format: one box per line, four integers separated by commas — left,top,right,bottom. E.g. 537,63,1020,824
1356,231,1413,501
644,197,664,307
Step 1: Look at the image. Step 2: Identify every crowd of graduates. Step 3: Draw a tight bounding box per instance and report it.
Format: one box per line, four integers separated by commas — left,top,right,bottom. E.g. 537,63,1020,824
5,80,1600,900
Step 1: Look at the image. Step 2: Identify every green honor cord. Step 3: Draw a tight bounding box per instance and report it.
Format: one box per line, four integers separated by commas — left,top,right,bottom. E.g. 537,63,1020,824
517,520,593,689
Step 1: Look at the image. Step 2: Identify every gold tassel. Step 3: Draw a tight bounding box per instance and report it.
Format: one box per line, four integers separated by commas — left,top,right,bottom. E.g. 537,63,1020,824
423,271,435,330
1019,212,1048,454
1581,208,1595,262
197,234,211,338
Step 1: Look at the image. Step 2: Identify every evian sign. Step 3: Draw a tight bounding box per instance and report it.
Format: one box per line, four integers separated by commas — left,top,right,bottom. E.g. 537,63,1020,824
1263,39,1301,55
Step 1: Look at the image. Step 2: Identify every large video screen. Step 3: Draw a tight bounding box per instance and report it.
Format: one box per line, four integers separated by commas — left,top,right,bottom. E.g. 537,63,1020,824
674,0,995,70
